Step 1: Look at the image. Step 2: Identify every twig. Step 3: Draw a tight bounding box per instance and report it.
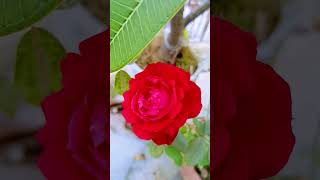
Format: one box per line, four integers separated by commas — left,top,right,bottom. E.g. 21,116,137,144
184,2,210,27
0,129,39,147
168,8,185,47
162,7,185,64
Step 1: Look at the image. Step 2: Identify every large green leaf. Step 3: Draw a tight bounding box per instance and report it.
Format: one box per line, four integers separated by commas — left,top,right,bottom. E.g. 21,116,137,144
14,27,65,105
185,137,208,166
110,0,186,72
0,0,62,36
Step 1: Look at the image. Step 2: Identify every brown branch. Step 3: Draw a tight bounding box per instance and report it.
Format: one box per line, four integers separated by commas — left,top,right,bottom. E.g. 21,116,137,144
184,2,210,27
160,7,185,64
168,8,185,47
0,129,39,146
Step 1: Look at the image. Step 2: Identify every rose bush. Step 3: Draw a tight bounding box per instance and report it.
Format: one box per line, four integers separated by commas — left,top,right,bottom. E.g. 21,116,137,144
122,62,202,145
212,17,295,179
37,31,108,180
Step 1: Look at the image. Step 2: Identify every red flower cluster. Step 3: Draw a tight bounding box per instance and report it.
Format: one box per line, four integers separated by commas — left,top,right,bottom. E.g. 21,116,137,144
122,63,202,145
212,17,295,179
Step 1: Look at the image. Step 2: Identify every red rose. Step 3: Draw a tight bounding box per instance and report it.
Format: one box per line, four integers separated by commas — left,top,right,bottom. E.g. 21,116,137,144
122,63,202,145
212,17,295,179
37,31,108,180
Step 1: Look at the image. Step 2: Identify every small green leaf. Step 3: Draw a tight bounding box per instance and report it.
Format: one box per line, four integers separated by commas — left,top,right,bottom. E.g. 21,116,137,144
184,125,197,143
0,77,19,118
172,131,187,152
198,147,210,167
185,137,208,166
147,142,164,158
165,146,183,166
14,27,65,105
193,118,205,135
180,126,187,134
114,70,131,95
0,0,63,36
110,86,117,98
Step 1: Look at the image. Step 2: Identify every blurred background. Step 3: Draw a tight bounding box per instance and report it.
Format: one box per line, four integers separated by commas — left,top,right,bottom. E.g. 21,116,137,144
0,0,105,179
213,0,320,179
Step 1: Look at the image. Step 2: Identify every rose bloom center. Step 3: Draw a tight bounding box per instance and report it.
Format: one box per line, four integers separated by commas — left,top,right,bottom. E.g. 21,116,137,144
133,77,171,122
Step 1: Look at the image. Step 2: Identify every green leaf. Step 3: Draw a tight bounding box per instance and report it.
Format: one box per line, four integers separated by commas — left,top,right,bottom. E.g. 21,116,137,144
198,147,210,167
14,27,65,105
110,0,186,72
165,146,183,166
114,70,131,95
193,118,205,135
172,131,187,152
110,86,117,98
0,77,19,118
183,125,197,143
180,126,187,134
147,142,164,158
0,0,63,36
185,137,208,166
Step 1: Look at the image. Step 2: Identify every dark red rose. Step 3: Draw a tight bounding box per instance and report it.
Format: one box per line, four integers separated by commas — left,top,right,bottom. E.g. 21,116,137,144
122,62,202,145
37,31,108,180
212,17,295,179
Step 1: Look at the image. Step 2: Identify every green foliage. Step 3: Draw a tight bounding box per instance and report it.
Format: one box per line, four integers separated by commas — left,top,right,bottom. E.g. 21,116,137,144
198,148,210,167
185,137,209,166
204,119,210,136
165,146,183,166
0,0,62,36
147,118,210,168
147,142,164,158
193,118,205,135
176,47,198,74
172,131,188,152
110,85,117,98
110,0,186,72
14,27,65,105
114,70,131,95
